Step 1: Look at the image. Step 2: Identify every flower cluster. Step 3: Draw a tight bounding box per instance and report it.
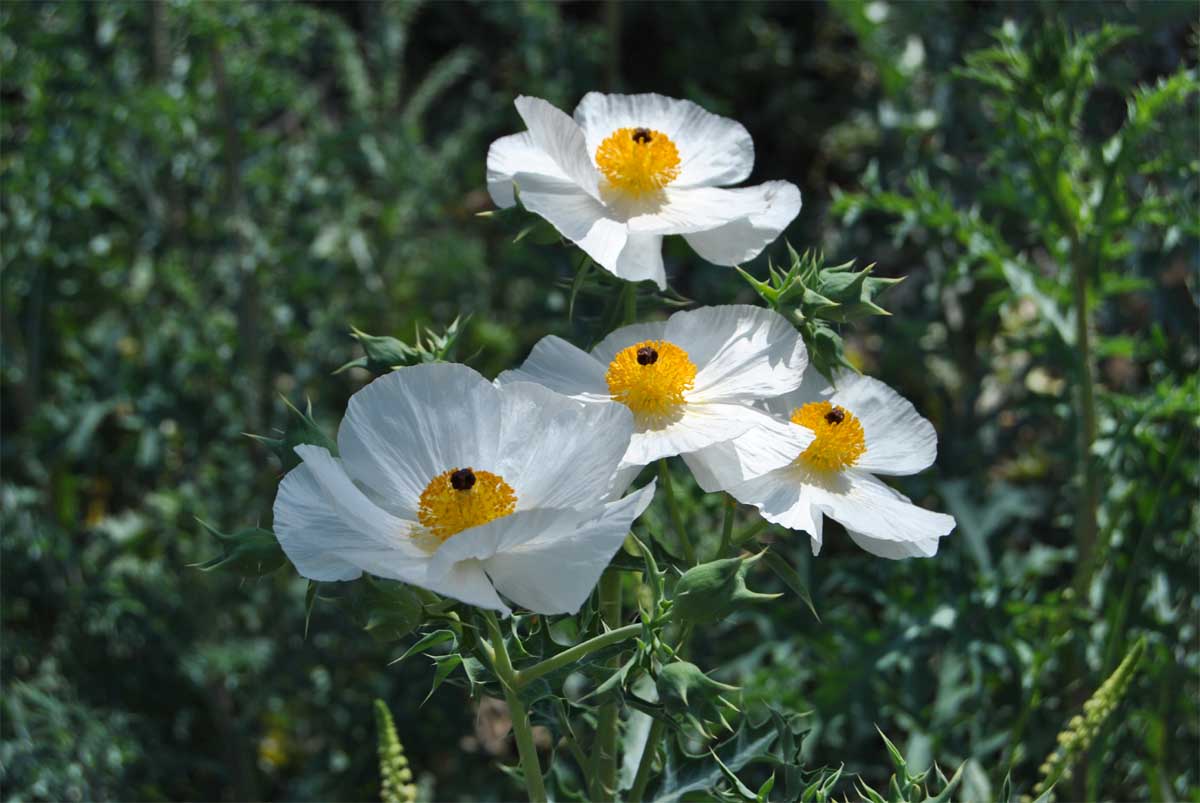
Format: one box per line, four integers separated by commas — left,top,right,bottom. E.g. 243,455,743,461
270,92,955,617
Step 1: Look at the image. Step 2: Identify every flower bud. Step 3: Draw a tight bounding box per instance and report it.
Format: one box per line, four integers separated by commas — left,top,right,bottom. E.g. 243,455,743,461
671,552,782,625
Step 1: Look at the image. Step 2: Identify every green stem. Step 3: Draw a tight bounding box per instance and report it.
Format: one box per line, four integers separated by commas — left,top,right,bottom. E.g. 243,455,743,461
483,612,547,803
591,570,623,801
515,623,642,688
718,494,736,559
628,718,666,802
658,459,696,565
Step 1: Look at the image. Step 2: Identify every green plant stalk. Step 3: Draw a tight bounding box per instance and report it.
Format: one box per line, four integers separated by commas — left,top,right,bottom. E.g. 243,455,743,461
483,612,548,803
515,623,642,688
658,459,696,564
591,569,624,801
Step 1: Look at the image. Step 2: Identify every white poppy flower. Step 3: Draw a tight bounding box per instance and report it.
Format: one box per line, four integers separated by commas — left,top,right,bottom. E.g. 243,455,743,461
686,369,956,559
272,363,656,616
486,93,802,289
497,305,813,478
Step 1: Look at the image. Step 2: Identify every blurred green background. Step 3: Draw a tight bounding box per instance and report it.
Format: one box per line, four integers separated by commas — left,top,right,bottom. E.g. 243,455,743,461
3,1,1197,801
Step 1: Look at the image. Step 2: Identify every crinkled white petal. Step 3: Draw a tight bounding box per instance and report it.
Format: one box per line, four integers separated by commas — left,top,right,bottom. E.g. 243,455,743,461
624,185,774,235
624,402,764,466
348,551,511,614
496,335,610,401
336,364,501,518
723,465,824,551
572,92,754,187
664,305,807,403
810,469,954,553
514,95,600,198
486,131,567,208
845,530,941,559
826,372,937,476
763,365,830,418
483,481,657,614
292,445,421,553
682,411,813,492
496,381,633,510
590,320,670,366
682,181,802,266
616,232,667,289
511,171,629,277
273,460,380,581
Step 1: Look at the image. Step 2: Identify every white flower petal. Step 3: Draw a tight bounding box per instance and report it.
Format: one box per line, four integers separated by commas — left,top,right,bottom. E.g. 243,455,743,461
724,466,824,549
665,305,808,403
496,381,633,510
763,365,831,417
623,402,763,465
625,186,767,235
572,92,754,187
273,461,377,581
589,321,670,365
483,481,657,614
682,411,813,492
845,530,941,559
486,131,567,208
348,551,512,614
811,470,955,551
512,171,629,276
828,372,937,476
615,232,667,289
514,96,601,198
293,445,419,553
336,364,501,517
682,181,802,265
496,335,610,400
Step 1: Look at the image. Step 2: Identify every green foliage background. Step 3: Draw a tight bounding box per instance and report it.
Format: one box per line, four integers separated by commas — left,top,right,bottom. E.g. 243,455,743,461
2,1,1196,801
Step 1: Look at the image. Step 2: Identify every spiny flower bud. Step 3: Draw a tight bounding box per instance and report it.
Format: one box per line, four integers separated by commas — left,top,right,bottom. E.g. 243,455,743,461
671,552,781,625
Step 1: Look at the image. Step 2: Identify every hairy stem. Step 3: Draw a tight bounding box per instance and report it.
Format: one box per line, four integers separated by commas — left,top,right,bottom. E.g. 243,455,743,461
658,459,696,565
483,612,547,803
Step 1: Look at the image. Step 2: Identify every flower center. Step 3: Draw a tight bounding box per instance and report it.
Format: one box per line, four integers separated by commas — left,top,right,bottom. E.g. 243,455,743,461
417,467,517,542
606,339,696,422
594,127,681,197
790,402,866,472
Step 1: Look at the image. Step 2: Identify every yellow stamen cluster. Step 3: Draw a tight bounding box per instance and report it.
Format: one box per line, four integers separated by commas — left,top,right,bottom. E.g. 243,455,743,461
595,127,681,197
416,467,516,542
791,401,866,473
606,340,696,422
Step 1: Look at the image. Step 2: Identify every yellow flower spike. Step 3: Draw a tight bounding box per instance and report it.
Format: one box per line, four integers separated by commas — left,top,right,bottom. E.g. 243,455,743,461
417,467,517,542
605,340,697,423
791,401,867,472
595,126,681,197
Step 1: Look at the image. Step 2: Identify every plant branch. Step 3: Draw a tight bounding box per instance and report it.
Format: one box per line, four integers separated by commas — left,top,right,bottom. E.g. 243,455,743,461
514,623,642,688
483,612,547,803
